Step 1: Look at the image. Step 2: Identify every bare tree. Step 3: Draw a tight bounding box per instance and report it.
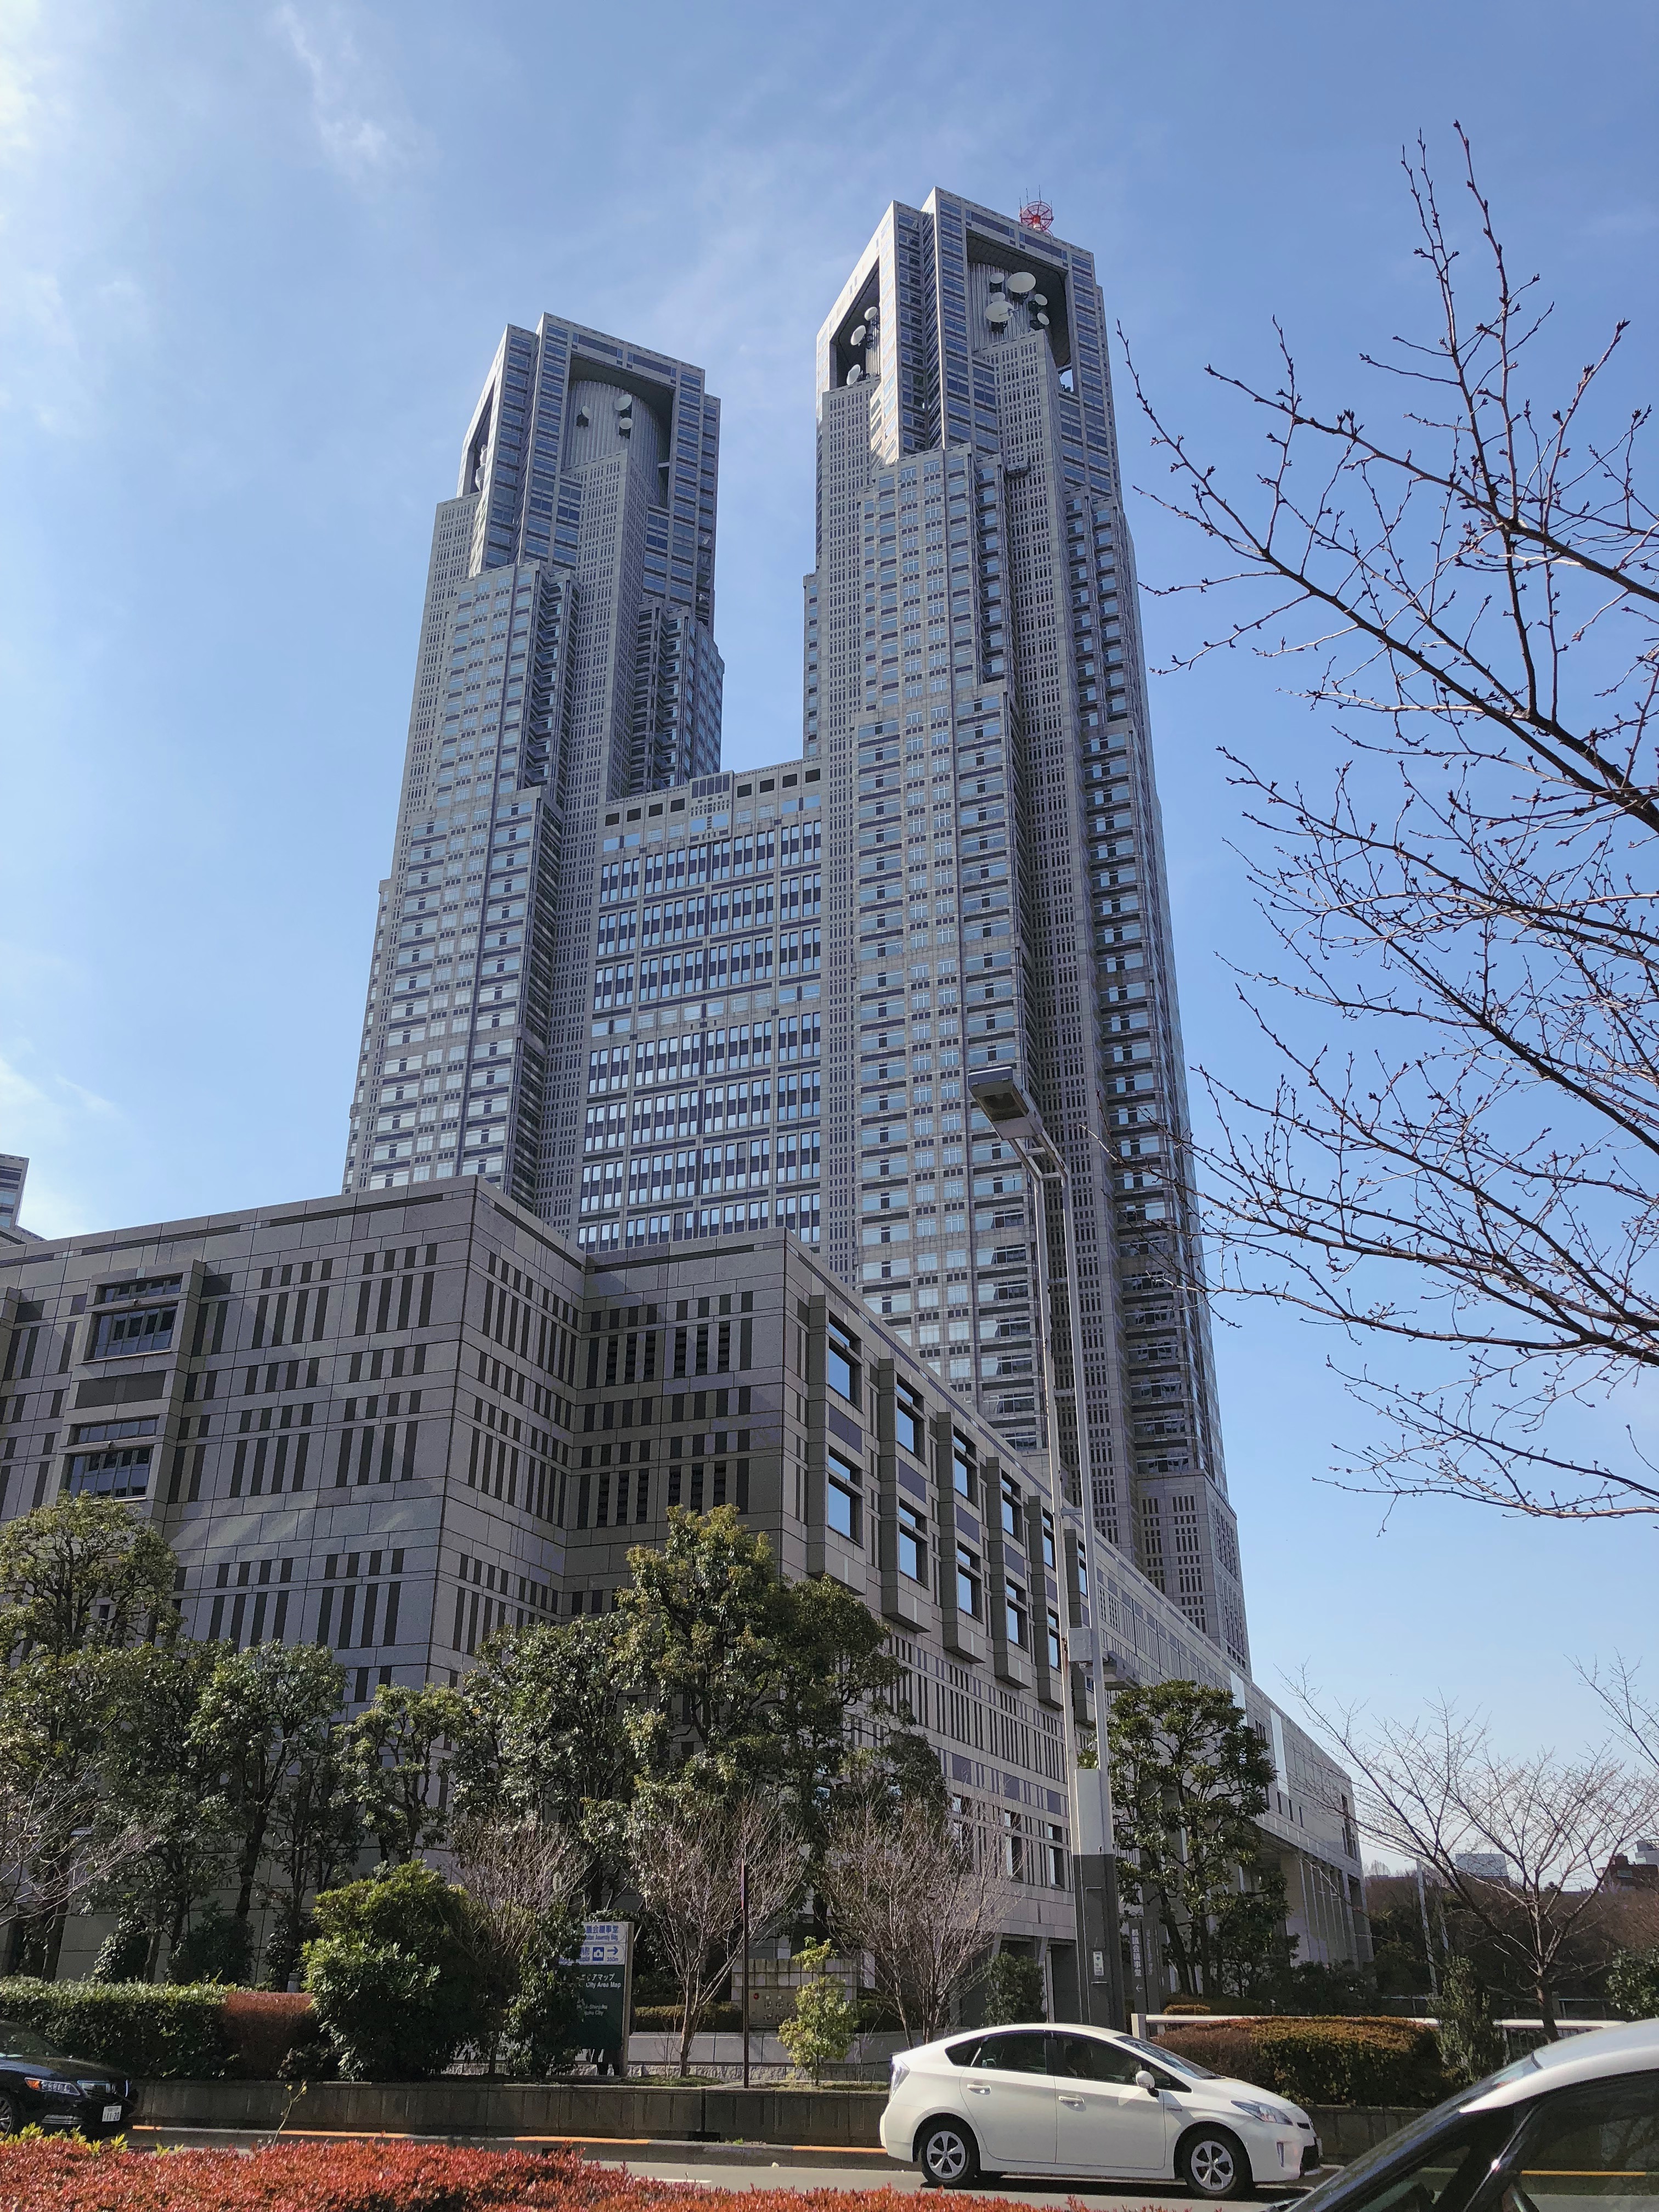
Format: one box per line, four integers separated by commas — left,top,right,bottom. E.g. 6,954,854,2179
1579,1655,1659,1781
1124,128,1659,1522
820,1797,1005,2047
628,1789,802,2078
450,1812,588,1982
1300,1690,1659,2035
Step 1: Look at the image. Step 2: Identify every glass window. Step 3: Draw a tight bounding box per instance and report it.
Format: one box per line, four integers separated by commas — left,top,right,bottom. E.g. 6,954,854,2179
1053,2034,1146,2085
956,1543,982,1619
1311,2113,1521,2212
1501,2075,1659,2212
1005,1577,1029,1649
971,2030,1049,2075
826,1322,860,1406
91,1306,176,1359
827,1450,862,1544
898,1499,927,1583
1000,1472,1022,1538
894,1385,926,1460
952,1436,976,1504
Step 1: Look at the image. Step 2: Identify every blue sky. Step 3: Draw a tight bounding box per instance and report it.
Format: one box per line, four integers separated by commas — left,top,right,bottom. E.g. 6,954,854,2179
3,0,1656,1770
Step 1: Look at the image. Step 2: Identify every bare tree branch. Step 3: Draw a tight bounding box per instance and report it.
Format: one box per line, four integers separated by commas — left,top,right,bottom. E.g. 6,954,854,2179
1124,128,1659,1520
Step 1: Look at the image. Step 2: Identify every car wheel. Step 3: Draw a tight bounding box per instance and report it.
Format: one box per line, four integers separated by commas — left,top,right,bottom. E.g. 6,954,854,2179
918,2116,980,2187
0,2092,19,2137
1180,2125,1251,2199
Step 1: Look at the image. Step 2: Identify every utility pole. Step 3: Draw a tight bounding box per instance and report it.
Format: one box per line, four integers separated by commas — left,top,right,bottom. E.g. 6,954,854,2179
970,1071,1126,2029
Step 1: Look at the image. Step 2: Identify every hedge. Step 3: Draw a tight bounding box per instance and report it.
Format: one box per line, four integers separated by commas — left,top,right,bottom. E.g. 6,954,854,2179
1158,2016,1448,2107
0,1982,318,2081
0,2139,1009,2212
0,1978,232,2080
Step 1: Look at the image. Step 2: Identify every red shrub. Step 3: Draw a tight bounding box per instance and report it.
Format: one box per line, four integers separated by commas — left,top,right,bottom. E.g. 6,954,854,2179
219,1990,315,2079
0,2138,1171,2212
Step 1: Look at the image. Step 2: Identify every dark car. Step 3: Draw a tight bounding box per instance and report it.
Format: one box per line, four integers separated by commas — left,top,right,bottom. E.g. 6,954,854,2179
0,2018,136,2136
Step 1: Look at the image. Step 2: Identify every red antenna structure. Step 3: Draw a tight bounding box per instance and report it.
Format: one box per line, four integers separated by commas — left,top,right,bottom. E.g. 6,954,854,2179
1018,192,1054,234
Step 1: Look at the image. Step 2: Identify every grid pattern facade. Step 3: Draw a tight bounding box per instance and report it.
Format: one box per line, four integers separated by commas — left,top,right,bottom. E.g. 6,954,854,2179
804,193,1248,1671
343,318,725,1242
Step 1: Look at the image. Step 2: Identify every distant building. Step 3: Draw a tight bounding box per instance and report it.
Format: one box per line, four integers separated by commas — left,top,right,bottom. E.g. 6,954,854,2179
0,1156,27,1238
1454,1852,1511,1882
1604,1841,1659,1892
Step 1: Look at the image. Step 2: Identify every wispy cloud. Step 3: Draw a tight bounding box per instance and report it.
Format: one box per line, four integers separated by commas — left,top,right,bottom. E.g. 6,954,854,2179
0,1044,125,1240
270,3,410,185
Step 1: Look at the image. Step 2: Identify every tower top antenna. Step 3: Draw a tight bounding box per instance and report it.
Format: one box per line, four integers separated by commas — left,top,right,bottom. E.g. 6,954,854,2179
1018,193,1054,235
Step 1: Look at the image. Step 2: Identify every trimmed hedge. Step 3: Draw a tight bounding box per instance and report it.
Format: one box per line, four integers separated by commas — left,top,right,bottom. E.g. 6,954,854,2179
0,1981,317,2081
0,1978,231,2080
1159,2016,1448,2106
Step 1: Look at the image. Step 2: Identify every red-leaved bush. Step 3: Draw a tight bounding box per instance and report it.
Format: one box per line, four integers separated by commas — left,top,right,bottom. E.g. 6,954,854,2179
219,1991,315,2079
0,2138,1076,2212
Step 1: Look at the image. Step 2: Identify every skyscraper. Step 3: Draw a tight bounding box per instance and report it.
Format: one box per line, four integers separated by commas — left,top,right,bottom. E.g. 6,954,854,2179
350,196,1244,1678
805,192,1249,1671
343,319,723,1224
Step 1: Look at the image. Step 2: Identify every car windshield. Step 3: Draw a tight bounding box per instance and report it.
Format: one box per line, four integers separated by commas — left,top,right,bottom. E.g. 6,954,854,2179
0,2021,61,2058
1287,2065,1540,2212
1117,2032,1216,2081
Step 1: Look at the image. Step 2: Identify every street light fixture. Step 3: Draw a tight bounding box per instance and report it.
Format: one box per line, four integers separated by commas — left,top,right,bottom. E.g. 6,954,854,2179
969,1069,1126,2030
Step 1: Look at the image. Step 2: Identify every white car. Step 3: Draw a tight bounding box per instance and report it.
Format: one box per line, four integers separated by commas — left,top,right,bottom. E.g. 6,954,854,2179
881,2021,1322,2194
1282,2017,1657,2212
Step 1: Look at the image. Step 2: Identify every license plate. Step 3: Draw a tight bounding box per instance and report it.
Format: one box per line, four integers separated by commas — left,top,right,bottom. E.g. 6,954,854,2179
103,2103,122,2123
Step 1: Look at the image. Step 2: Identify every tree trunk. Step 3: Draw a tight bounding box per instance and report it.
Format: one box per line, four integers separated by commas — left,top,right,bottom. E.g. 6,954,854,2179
1538,1972,1559,2041
678,2000,695,2079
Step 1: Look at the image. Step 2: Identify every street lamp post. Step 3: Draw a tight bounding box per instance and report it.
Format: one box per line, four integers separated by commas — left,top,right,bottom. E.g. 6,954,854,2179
970,1071,1126,2031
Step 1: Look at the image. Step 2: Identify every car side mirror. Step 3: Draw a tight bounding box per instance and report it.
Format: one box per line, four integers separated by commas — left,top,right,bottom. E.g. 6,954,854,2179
1135,2069,1159,2096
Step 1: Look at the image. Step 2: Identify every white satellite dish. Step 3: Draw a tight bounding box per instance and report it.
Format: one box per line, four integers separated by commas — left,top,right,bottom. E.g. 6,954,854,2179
1007,272,1036,297
1035,312,1050,328
987,298,1011,324
847,364,864,383
850,324,866,345
1031,294,1048,307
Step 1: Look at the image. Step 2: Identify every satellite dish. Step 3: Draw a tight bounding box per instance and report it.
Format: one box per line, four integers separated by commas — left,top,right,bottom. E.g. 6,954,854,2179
575,407,590,426
987,300,1011,324
850,324,867,345
847,364,864,383
989,272,1006,289
1031,294,1048,307
1035,313,1050,328
1007,272,1036,297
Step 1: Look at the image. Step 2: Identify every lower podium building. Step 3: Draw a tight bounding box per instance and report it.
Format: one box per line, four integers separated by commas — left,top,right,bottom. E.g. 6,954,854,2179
0,1181,1367,1999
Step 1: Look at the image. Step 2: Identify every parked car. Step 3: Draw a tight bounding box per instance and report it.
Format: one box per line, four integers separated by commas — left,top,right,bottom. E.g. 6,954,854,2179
0,2018,136,2137
1272,2017,1658,2212
881,2020,1322,2193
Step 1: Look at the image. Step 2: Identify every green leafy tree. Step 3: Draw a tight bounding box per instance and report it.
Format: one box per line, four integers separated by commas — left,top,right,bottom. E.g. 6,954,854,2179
261,1711,363,1990
778,1939,860,2083
189,1642,345,1943
614,1508,793,1787
1108,1678,1278,1998
980,1949,1045,2024
1605,1945,1659,2023
0,1647,134,1976
1211,1861,1296,2001
449,1617,635,1906
90,1640,235,1978
302,1860,509,2079
614,1508,903,1864
342,1681,465,1863
1438,1953,1505,2085
0,1496,177,1661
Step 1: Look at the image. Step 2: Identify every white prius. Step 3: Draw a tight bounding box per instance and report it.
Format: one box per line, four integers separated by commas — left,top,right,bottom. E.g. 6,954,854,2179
880,2022,1322,2194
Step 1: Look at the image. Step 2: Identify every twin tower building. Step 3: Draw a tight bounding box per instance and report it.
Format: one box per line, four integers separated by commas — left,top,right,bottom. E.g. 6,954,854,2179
343,188,1249,1677
1,190,1369,1993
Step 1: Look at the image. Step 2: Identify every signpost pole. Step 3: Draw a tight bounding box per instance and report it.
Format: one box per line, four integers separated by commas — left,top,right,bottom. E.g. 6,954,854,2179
740,1857,752,2090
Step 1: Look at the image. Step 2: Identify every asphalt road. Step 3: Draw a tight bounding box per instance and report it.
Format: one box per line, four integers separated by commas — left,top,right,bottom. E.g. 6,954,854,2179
591,2152,1309,2207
